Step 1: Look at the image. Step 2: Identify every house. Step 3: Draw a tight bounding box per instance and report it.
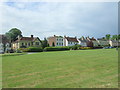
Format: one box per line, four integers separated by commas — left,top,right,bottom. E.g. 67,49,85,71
64,36,78,46
97,38,109,46
109,40,120,47
47,35,64,47
0,34,10,53
12,35,41,49
78,36,87,47
86,37,99,47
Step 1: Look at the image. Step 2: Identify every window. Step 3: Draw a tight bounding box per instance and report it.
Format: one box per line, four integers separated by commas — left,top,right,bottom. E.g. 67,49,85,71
57,43,59,45
28,43,30,46
59,43,61,45
36,42,39,45
31,42,33,45
25,43,27,46
22,43,24,46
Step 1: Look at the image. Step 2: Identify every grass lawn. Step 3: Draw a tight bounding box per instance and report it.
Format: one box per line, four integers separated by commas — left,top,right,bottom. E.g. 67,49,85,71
2,49,118,88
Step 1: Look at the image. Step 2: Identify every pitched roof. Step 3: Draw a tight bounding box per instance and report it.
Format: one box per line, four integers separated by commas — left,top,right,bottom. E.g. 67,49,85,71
88,37,96,41
65,37,78,42
14,37,40,42
79,37,87,42
0,34,9,44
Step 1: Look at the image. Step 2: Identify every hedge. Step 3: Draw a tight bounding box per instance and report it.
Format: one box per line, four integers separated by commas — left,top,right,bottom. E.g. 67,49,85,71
44,46,70,51
80,47,93,50
19,47,43,52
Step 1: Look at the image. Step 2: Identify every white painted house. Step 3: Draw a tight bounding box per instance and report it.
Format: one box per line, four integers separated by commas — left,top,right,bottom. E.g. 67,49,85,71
97,38,109,46
109,40,120,47
64,36,78,46
78,36,87,47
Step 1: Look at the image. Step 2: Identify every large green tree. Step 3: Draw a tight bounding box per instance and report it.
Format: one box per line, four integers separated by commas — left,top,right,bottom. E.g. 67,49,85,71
5,28,22,42
105,34,111,40
111,35,118,40
41,38,49,49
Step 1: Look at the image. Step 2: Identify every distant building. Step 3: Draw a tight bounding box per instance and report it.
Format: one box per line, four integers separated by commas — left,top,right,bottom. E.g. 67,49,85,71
0,34,10,53
78,36,87,47
12,35,41,49
97,38,109,46
64,36,78,46
109,40,120,47
86,37,99,47
47,35,64,47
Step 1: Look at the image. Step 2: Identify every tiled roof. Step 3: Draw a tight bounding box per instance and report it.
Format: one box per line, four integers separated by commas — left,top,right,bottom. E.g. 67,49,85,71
89,37,96,41
15,37,39,42
65,37,78,42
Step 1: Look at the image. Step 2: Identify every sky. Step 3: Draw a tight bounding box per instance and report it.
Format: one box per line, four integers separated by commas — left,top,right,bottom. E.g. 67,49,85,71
0,0,118,39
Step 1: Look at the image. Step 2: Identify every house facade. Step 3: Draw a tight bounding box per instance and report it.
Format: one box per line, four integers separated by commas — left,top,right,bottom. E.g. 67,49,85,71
64,36,78,46
47,35,64,47
0,35,10,53
12,35,41,49
86,37,99,47
97,38,109,46
109,40,120,47
78,36,87,47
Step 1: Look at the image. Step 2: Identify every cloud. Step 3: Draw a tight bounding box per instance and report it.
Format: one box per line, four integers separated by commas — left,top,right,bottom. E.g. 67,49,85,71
1,2,118,39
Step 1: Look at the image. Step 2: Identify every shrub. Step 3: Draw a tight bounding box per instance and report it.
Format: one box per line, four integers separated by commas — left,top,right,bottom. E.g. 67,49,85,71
27,47,43,52
80,47,93,50
20,47,43,52
19,48,29,52
16,49,22,53
44,46,70,51
71,45,81,50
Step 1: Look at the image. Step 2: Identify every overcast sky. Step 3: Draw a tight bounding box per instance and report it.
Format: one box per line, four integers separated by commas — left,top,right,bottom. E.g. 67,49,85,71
1,1,118,39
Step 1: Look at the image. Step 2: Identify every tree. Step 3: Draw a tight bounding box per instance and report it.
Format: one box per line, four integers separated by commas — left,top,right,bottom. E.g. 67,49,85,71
41,38,49,48
5,28,22,42
111,35,118,40
52,42,55,47
105,34,111,40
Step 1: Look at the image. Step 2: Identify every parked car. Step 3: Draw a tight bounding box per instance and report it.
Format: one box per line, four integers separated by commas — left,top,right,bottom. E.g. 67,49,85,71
103,47,109,49
109,46,114,48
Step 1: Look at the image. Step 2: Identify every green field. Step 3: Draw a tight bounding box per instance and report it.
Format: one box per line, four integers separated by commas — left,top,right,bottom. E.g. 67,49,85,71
2,49,118,88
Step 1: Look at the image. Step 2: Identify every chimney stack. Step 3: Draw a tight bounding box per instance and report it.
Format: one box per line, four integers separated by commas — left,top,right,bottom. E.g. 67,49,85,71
31,35,33,38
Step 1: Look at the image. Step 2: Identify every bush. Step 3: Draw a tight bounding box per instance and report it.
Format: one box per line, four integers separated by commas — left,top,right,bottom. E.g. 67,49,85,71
19,48,29,52
16,49,22,53
80,47,93,50
20,47,43,52
71,45,81,50
44,46,70,51
27,47,43,52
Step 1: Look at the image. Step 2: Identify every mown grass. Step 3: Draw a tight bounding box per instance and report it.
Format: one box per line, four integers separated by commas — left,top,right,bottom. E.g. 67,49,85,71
2,49,118,88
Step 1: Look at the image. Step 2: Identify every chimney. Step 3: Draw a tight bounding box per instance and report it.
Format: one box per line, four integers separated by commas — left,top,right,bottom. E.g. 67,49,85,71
17,35,21,40
31,35,33,38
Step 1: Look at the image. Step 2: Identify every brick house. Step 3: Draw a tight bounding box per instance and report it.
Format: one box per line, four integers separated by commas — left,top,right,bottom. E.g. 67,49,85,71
12,35,41,49
86,37,99,47
47,35,64,47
